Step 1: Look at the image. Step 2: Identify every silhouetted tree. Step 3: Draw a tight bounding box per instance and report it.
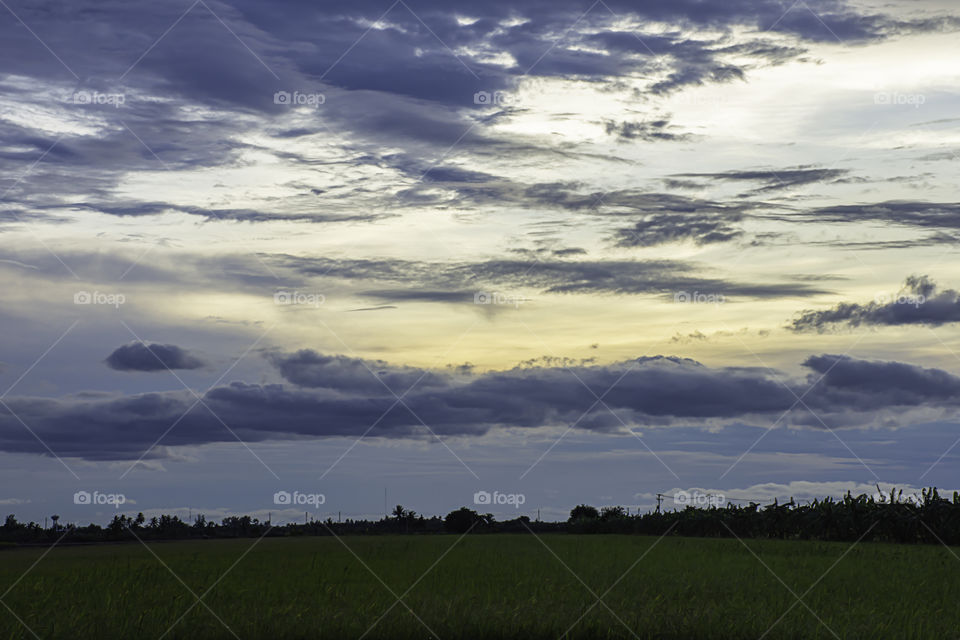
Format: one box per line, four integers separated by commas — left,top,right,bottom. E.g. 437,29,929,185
2,488,959,544
569,504,599,522
444,507,485,533
600,506,627,521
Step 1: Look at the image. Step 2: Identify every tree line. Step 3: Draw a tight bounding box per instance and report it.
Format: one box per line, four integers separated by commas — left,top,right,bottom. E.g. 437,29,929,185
3,488,959,546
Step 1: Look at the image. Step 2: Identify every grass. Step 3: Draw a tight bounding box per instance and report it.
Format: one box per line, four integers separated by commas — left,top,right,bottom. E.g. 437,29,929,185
0,533,957,639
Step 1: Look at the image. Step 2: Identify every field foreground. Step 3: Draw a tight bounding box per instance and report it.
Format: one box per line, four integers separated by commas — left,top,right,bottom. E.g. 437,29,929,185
0,534,957,639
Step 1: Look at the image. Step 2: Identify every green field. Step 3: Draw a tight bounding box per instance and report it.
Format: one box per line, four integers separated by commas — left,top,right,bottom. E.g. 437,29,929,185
0,534,957,639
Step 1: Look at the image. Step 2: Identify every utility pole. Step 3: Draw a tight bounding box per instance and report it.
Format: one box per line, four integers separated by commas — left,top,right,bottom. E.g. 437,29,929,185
656,494,664,514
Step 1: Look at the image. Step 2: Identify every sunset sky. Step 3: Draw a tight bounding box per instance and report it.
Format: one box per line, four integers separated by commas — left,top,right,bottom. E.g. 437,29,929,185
2,0,960,524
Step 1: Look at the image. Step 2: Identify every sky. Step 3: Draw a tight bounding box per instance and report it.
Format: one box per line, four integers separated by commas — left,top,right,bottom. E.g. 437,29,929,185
1,0,960,525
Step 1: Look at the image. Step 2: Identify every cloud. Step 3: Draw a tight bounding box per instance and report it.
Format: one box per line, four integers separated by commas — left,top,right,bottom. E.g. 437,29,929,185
361,289,476,304
674,166,849,193
807,233,959,251
273,254,828,300
552,247,587,257
603,119,691,142
805,201,960,231
803,353,960,406
2,0,946,226
266,350,449,394
613,214,744,247
346,305,398,312
2,351,959,461
105,343,205,372
396,179,766,219
45,202,384,224
790,275,960,331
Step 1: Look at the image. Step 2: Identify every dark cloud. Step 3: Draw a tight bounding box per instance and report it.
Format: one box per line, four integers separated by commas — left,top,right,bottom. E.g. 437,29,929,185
613,214,744,247
604,119,691,142
266,350,449,394
397,179,765,215
803,354,960,406
39,201,384,224
806,232,959,251
661,178,705,190
552,247,587,257
2,351,958,461
649,62,747,95
675,166,849,193
0,242,829,306
270,254,828,300
421,166,500,184
388,178,763,248
805,201,960,231
791,276,960,332
105,343,205,372
1,0,943,222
